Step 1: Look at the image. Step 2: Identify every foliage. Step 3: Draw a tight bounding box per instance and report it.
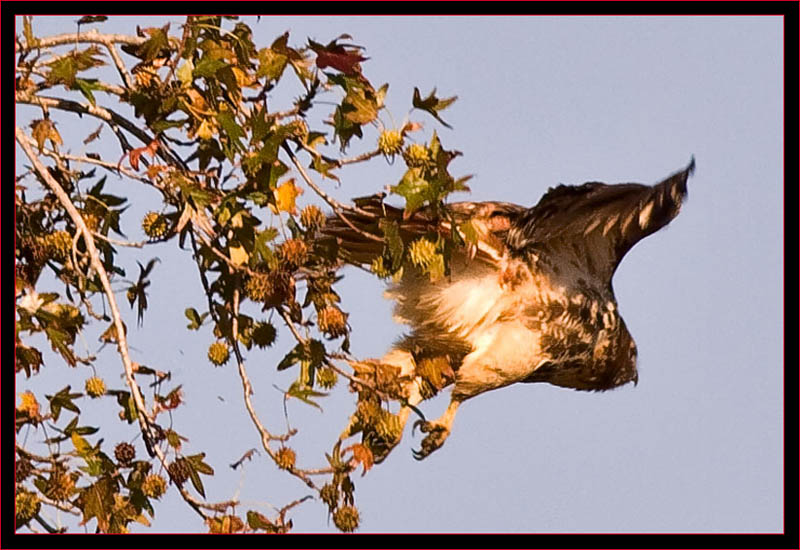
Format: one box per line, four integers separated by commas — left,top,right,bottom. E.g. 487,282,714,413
15,16,466,533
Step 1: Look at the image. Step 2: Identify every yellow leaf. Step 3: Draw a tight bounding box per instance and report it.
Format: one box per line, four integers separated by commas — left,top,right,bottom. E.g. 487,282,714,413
30,118,62,152
195,119,215,140
229,244,248,266
274,179,303,214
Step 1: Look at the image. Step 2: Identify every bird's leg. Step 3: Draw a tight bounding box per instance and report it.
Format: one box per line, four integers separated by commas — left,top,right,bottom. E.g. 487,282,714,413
412,398,461,460
339,349,425,463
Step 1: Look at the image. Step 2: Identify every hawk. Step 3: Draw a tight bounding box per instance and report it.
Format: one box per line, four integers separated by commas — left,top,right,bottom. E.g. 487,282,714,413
324,159,694,460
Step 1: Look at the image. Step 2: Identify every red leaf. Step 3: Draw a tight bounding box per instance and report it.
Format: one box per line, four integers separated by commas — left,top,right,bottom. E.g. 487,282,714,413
315,49,368,74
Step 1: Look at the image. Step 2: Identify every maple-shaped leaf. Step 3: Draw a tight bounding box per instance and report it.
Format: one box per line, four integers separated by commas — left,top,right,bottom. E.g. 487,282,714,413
127,258,159,326
77,477,118,533
122,24,171,62
99,320,127,344
344,443,374,477
155,385,184,411
309,37,369,75
122,138,160,171
30,118,62,152
286,380,328,411
273,179,303,214
412,87,458,129
247,510,279,533
45,46,105,87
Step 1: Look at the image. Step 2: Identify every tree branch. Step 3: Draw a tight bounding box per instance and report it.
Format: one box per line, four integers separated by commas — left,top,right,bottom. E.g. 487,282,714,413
16,126,211,522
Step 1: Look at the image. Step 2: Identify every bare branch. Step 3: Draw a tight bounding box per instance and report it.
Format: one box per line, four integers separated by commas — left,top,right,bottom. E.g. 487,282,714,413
16,126,211,521
281,143,382,243
231,282,318,492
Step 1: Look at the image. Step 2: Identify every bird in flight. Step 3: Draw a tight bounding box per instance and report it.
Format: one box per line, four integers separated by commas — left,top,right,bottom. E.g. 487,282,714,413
324,159,694,460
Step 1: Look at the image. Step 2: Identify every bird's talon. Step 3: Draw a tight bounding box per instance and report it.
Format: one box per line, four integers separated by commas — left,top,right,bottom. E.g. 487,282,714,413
411,423,449,460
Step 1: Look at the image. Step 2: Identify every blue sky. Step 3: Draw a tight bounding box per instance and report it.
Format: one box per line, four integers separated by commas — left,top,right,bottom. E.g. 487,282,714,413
16,16,783,533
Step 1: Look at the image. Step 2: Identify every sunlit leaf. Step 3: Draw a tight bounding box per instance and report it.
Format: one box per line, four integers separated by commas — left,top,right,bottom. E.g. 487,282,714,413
412,87,457,129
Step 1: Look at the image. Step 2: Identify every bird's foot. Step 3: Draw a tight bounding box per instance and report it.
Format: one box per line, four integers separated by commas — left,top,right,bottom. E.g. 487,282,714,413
411,420,450,460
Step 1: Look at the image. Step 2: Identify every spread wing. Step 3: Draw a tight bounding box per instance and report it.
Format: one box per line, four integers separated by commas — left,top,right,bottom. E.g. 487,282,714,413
322,195,527,268
507,158,694,283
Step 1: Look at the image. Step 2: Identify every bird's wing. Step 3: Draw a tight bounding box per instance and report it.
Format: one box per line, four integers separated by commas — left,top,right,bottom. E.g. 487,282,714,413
506,159,695,283
322,195,526,267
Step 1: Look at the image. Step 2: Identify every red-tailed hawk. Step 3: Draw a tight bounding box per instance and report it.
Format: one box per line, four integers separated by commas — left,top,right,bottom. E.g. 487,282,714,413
324,159,694,460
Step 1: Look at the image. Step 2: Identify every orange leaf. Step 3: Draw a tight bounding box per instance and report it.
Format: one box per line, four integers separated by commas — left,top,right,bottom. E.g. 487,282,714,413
273,179,303,214
344,443,374,477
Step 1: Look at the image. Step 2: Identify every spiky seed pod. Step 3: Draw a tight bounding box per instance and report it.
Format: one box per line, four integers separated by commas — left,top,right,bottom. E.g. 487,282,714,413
45,230,73,262
80,211,101,232
317,306,348,338
114,442,136,467
320,482,339,509
207,341,230,366
278,238,309,268
251,322,277,349
275,447,296,470
15,490,41,526
370,256,391,279
286,119,309,138
402,143,431,168
244,270,294,308
315,366,338,390
244,273,272,302
46,470,75,501
377,129,404,156
300,204,326,231
168,458,191,486
15,459,33,483
141,211,170,240
333,505,360,533
85,376,106,398
408,238,437,267
141,474,167,499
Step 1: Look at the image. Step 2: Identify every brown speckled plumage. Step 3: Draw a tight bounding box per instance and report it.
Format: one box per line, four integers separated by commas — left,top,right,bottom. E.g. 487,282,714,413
324,159,694,459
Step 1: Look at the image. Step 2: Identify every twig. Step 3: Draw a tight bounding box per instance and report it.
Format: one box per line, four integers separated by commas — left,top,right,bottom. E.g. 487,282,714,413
90,231,146,249
16,126,210,521
33,513,66,534
230,284,318,491
281,143,382,243
16,92,185,169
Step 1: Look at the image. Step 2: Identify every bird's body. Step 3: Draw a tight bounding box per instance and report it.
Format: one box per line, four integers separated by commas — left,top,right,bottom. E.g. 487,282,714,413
325,159,694,459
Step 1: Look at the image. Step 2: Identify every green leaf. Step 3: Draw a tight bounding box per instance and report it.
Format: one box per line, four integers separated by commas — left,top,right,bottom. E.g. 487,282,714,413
247,510,277,532
277,343,304,371
138,24,171,62
73,78,103,106
71,432,92,458
380,219,404,271
184,307,208,330
391,168,431,218
412,87,457,129
193,56,227,78
216,110,245,154
286,381,328,411
46,385,82,421
77,477,117,532
256,47,288,81
176,58,194,87
184,453,214,498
